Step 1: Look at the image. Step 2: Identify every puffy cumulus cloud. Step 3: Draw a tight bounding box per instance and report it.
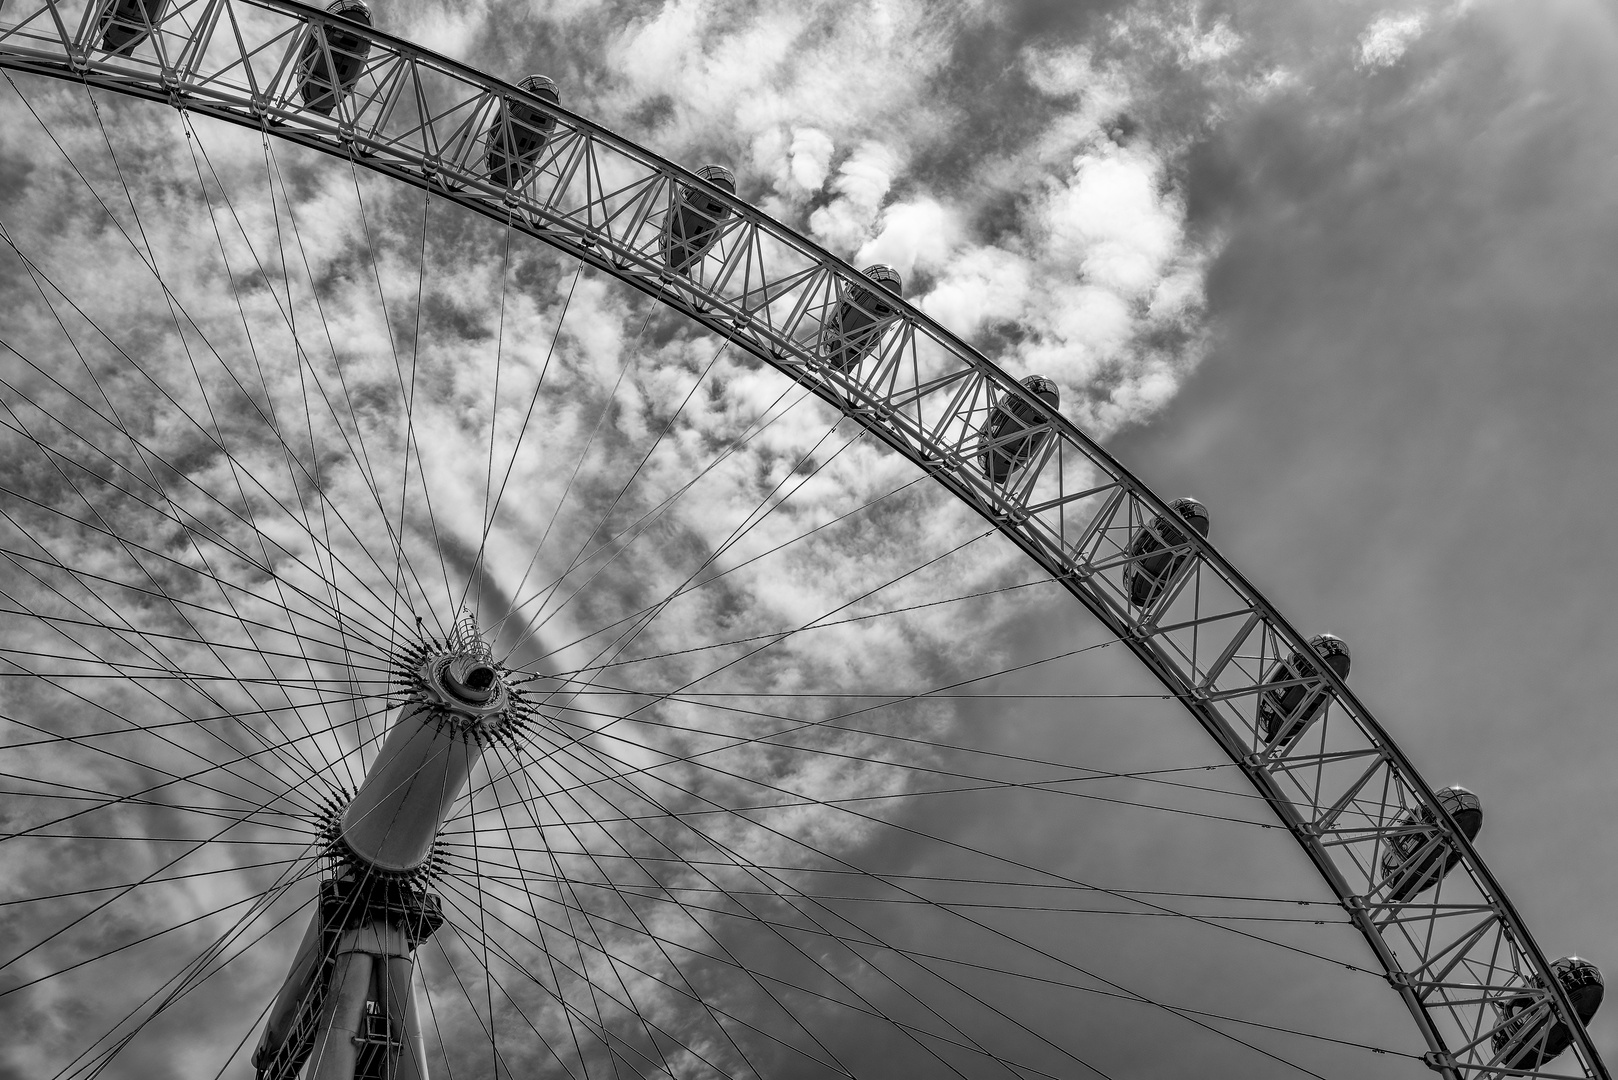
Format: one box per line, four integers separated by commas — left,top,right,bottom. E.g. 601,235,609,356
788,126,835,192
1180,17,1244,66
751,124,837,217
1023,283,1137,385
807,140,902,254
1148,261,1204,320
856,195,958,279
919,243,1033,340
604,0,711,92
395,0,492,65
595,0,967,171
1358,11,1429,68
910,134,1204,435
1042,145,1182,298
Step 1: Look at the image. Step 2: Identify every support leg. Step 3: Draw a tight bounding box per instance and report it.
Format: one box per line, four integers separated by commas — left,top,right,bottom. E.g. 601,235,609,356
382,954,429,1080
253,907,324,1074
308,950,373,1080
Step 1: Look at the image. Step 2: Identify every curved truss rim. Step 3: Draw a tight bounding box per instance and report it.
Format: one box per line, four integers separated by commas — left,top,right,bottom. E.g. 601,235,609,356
0,2,1603,1076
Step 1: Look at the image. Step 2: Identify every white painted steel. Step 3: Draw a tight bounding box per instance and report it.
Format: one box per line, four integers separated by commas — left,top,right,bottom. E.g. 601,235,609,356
337,657,508,874
336,704,481,875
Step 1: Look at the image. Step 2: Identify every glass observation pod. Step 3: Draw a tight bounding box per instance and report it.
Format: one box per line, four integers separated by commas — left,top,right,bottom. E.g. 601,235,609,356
487,74,559,188
978,374,1060,486
296,0,373,117
1123,497,1210,608
1378,785,1482,902
98,0,168,54
662,164,736,274
1492,957,1605,1071
1256,633,1351,750
819,264,904,371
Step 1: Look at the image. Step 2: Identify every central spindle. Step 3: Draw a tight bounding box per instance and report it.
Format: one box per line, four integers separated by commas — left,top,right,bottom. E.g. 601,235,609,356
337,649,511,874
254,617,520,1080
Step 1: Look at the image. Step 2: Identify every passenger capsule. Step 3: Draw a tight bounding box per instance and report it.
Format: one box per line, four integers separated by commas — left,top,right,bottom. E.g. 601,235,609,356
1492,957,1604,1070
978,375,1060,485
486,75,559,188
1379,785,1482,902
662,165,735,274
819,264,903,372
1123,497,1209,608
1256,633,1350,748
296,0,373,117
98,0,168,55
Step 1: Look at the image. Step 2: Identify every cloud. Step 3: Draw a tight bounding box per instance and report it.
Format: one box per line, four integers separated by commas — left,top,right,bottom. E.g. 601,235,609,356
1044,146,1182,298
855,196,957,279
593,0,968,172
786,125,834,192
1117,1,1244,68
806,140,902,254
919,243,1033,339
1023,43,1103,99
397,0,492,63
1358,11,1429,68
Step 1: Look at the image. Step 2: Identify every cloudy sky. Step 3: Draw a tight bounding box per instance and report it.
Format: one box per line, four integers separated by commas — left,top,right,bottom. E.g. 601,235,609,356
2,0,1617,1077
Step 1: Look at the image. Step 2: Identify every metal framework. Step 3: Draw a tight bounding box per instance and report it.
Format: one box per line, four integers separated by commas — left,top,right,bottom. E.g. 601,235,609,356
0,1,1604,1077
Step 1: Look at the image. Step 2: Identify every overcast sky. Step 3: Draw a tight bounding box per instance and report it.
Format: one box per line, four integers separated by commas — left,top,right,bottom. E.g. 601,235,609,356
1117,0,1618,1065
3,0,1617,1077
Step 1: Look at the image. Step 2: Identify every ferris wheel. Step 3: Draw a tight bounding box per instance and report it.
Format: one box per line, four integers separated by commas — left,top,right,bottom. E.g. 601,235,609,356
0,2,1607,1078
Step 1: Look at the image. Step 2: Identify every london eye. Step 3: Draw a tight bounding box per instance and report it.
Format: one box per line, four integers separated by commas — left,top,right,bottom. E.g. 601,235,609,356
0,2,1609,1078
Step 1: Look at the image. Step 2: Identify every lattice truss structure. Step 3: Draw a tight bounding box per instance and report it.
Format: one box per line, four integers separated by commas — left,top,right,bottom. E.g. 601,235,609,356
0,2,1605,1077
